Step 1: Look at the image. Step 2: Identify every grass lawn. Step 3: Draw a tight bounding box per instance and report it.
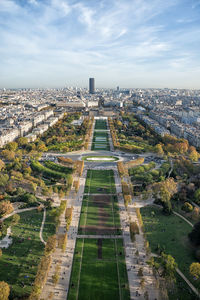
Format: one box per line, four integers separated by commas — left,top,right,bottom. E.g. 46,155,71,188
168,272,198,300
84,169,116,194
0,210,50,298
140,206,200,290
92,130,110,151
67,238,130,300
95,120,107,130
78,195,121,235
42,208,57,241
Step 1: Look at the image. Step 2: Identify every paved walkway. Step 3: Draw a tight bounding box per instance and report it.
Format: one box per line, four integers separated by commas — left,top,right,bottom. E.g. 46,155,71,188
40,173,86,300
176,268,200,298
173,211,193,227
151,253,200,298
39,207,47,245
114,169,160,300
77,234,123,239
0,206,38,222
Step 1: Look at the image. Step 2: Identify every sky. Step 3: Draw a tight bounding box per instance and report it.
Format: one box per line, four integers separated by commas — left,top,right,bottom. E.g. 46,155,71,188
0,0,200,89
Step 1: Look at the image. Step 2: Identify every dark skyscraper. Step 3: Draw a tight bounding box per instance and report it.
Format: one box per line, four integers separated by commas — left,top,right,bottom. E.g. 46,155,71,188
89,78,95,94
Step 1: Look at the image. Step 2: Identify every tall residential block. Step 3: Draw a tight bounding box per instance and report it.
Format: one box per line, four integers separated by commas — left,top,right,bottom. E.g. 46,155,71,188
89,78,95,94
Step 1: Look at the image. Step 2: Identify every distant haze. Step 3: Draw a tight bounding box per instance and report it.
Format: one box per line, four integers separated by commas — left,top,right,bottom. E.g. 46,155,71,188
0,0,200,89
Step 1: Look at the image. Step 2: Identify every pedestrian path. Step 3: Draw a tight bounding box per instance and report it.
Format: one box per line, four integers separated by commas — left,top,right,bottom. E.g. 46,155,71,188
77,234,123,239
39,207,47,245
40,175,86,300
114,170,160,300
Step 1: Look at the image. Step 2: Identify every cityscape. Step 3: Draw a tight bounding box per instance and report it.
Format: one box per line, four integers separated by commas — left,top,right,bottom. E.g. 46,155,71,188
1,1,200,300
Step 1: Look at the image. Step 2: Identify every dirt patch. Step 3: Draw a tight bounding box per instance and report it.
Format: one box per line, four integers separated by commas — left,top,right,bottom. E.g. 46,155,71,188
80,195,120,235
97,239,102,259
80,225,117,235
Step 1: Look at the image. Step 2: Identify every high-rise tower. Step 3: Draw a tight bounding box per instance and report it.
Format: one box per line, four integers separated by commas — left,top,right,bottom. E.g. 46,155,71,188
89,78,95,94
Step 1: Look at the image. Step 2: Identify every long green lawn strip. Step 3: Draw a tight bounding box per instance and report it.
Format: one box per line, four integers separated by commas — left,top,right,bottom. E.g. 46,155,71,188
84,170,116,194
115,239,130,300
68,238,84,300
67,239,130,300
95,120,107,130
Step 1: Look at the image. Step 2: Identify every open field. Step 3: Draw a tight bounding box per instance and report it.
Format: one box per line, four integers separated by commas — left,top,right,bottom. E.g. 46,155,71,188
0,210,54,298
92,130,110,151
95,119,107,130
78,195,121,235
67,238,130,300
140,206,200,290
84,169,116,194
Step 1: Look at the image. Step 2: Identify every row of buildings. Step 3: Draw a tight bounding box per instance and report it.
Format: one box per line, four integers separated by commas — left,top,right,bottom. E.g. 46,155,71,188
0,103,65,147
131,88,200,148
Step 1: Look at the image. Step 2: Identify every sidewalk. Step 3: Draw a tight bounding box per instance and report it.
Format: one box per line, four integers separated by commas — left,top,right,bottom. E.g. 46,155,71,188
114,170,160,300
40,174,86,300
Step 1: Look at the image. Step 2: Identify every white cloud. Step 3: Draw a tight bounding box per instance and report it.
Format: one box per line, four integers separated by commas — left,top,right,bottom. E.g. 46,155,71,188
73,2,95,29
0,0,200,88
28,0,38,5
0,0,20,12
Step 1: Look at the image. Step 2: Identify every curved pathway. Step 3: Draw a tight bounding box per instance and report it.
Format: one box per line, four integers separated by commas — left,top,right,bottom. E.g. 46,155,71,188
151,253,200,298
1,204,47,245
39,207,47,245
173,211,193,227
0,206,38,222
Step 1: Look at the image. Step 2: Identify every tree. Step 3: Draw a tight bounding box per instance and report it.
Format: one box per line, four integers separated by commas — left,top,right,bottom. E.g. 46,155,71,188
5,142,18,152
17,137,28,147
30,182,37,193
0,201,14,217
0,174,9,188
58,190,65,199
45,235,57,256
152,178,177,214
0,281,10,300
0,249,2,258
189,146,199,162
23,193,37,205
155,143,164,156
195,189,200,204
1,149,15,161
182,202,193,213
0,160,5,171
192,207,200,222
37,142,48,152
189,222,200,246
190,262,200,279
160,252,177,282
11,214,20,225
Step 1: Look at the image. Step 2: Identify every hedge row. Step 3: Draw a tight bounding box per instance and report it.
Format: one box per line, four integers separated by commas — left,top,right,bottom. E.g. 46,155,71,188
43,160,73,174
31,161,71,181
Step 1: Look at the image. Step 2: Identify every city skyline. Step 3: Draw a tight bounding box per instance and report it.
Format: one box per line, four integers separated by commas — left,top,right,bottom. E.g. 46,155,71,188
0,0,200,89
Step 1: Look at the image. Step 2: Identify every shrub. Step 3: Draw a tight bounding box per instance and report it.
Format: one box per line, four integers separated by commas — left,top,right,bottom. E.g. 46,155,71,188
182,202,193,212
